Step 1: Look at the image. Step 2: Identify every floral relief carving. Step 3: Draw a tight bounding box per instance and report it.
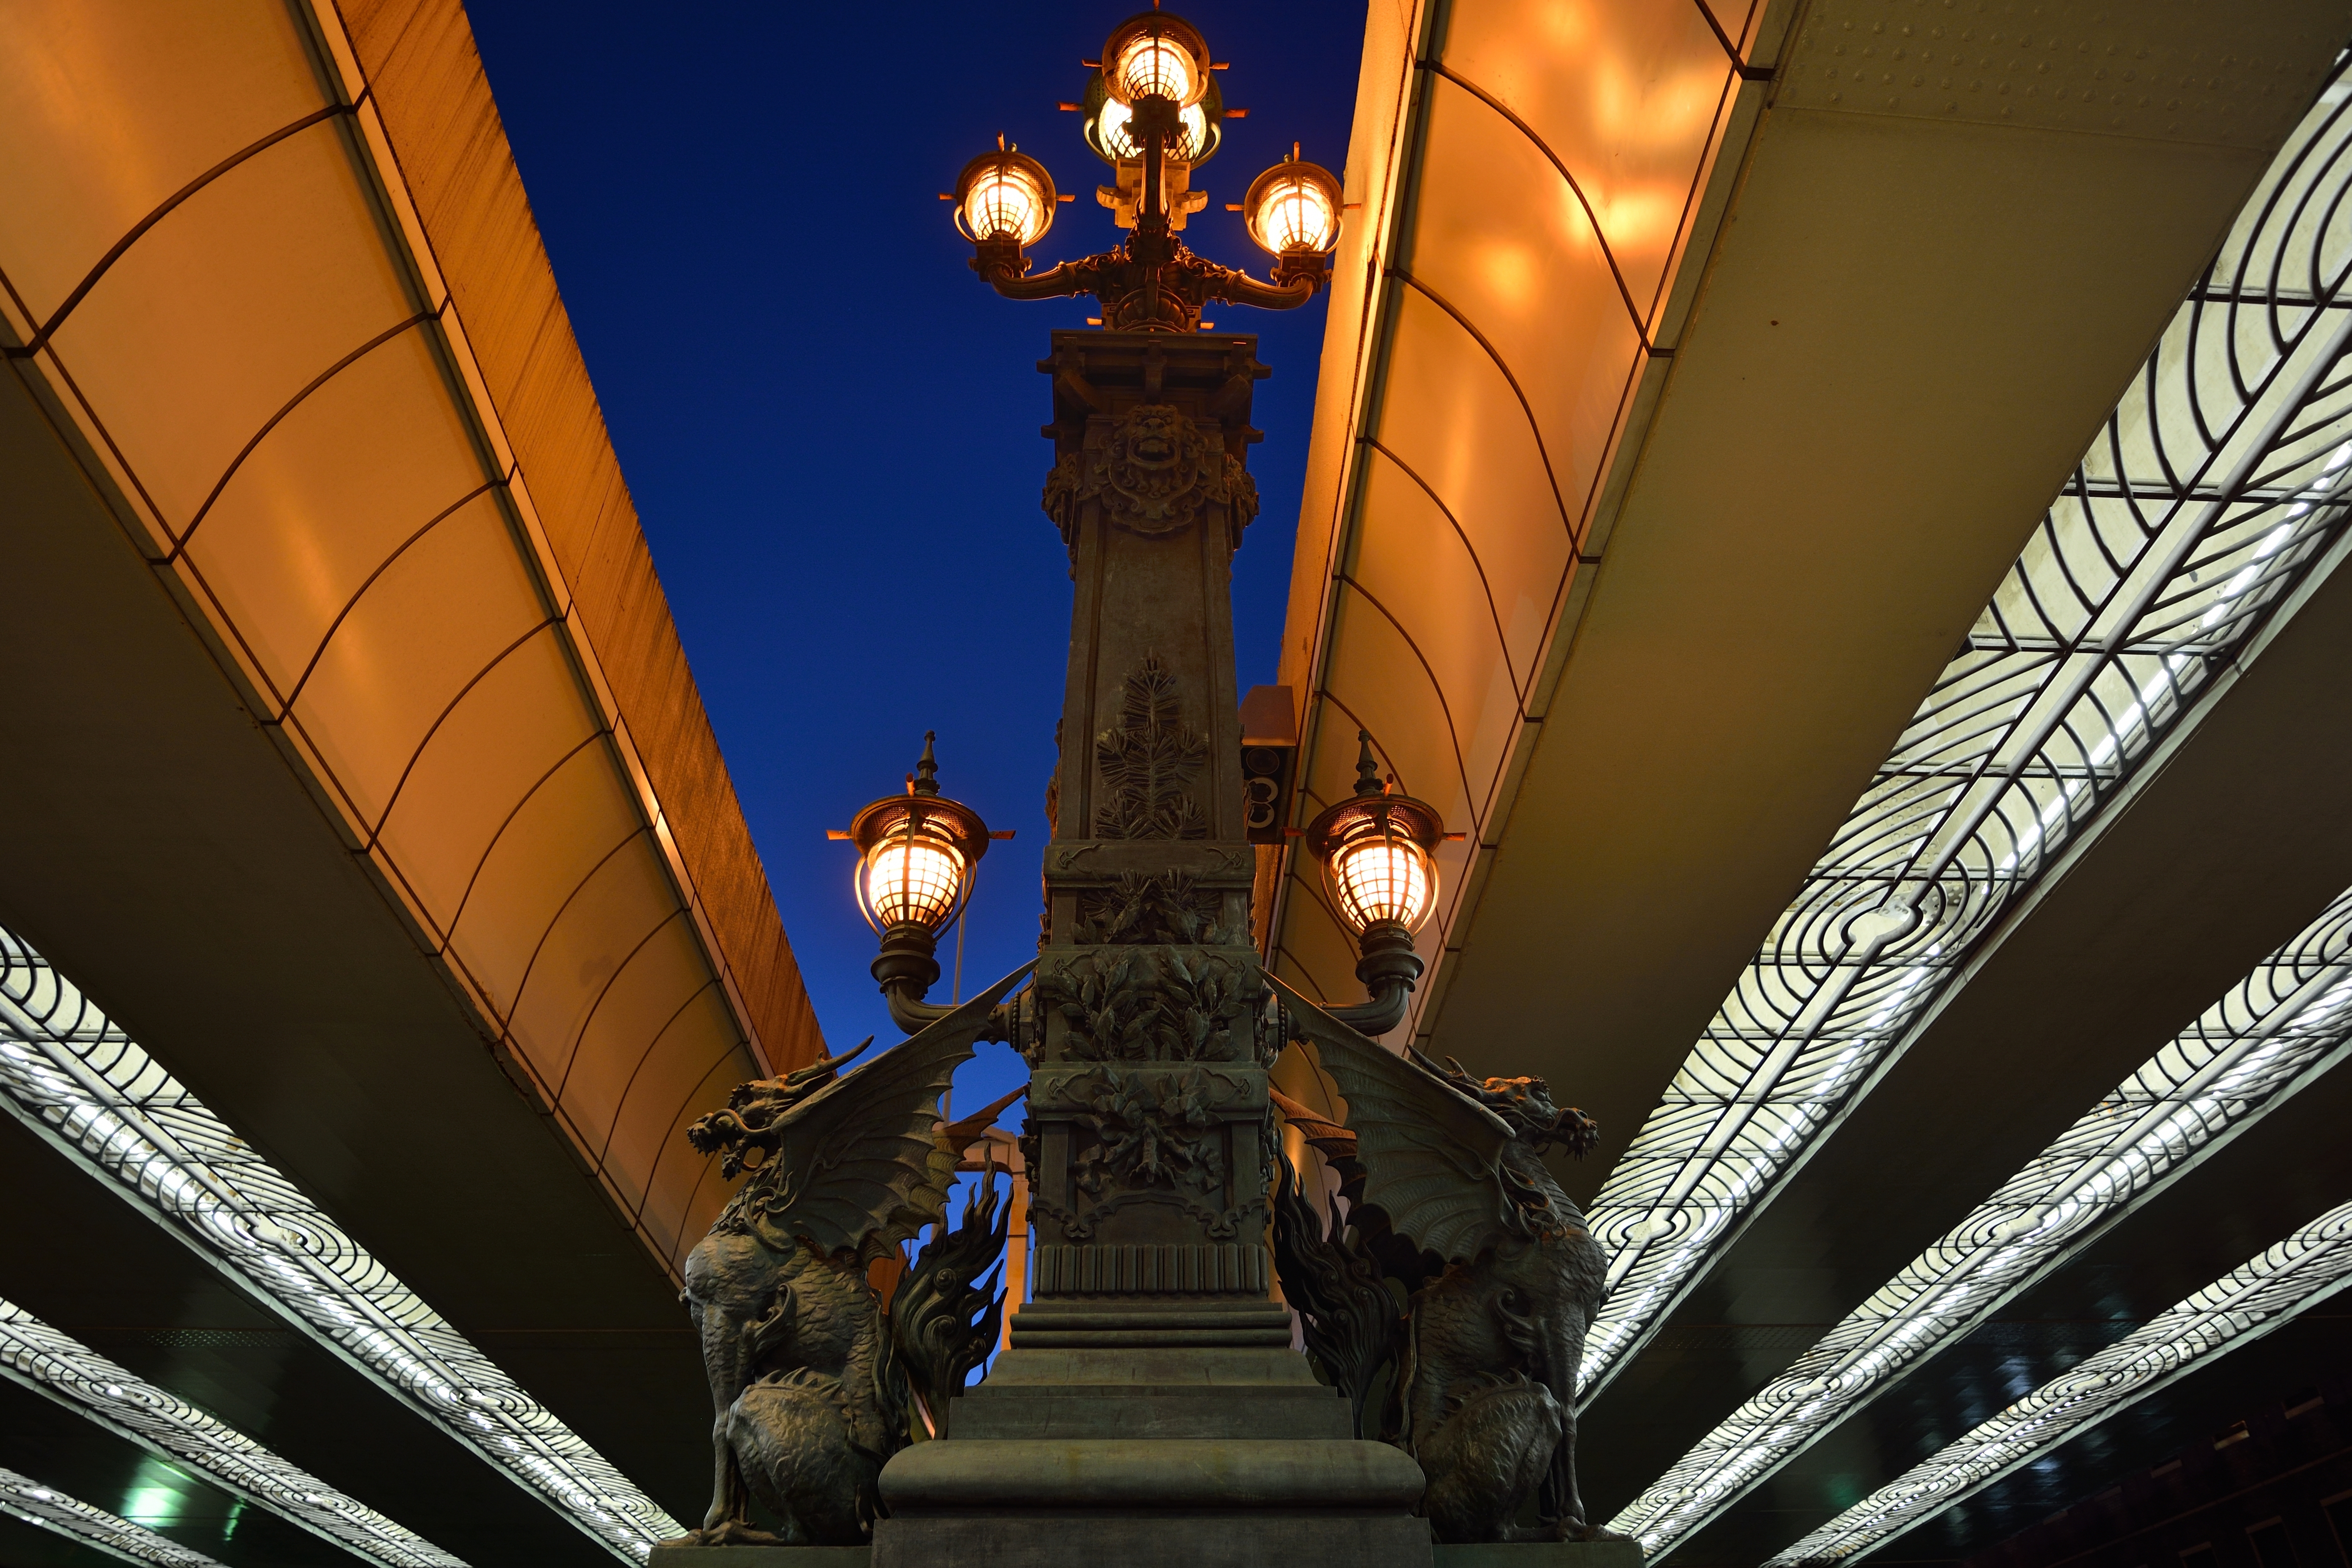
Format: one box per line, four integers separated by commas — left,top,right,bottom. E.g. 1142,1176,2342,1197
1070,1065,1225,1198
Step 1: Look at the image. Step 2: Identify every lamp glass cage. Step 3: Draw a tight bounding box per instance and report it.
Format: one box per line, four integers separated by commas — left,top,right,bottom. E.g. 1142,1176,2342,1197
1246,163,1341,256
1095,97,1212,162
1325,814,1438,934
855,810,972,934
1110,30,1201,105
957,152,1055,246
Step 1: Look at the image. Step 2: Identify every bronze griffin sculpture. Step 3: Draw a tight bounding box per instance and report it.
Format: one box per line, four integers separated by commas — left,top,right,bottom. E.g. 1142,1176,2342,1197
674,974,1027,1547
1268,982,1620,1545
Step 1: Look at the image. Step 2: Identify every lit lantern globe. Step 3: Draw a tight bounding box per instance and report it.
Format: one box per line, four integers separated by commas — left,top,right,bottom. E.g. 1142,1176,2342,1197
857,814,969,934
841,736,1002,1007
1092,96,1214,163
1244,156,1343,257
1101,13,1211,106
1303,736,1446,946
1327,823,1436,935
845,737,994,942
954,147,1057,246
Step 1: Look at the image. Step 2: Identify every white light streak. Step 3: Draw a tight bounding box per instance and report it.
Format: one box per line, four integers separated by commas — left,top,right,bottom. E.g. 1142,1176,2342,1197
1609,888,2352,1552
1577,65,2352,1404
0,1302,462,1567
0,1465,223,1568
0,929,684,1561
1766,1197,2352,1565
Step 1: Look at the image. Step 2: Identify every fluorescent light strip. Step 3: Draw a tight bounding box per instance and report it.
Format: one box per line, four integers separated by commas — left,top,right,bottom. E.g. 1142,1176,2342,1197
1577,62,2352,1402
1609,887,2352,1552
0,1299,461,1567
1765,1195,2352,1566
0,929,685,1561
0,1465,224,1568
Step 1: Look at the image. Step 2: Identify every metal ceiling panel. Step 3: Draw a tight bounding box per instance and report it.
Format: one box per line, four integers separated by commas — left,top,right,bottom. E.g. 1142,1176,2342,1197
0,0,818,1279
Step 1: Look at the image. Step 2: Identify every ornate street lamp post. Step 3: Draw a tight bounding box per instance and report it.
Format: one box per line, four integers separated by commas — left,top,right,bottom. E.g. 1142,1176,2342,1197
868,15,1436,1561
668,14,1623,1565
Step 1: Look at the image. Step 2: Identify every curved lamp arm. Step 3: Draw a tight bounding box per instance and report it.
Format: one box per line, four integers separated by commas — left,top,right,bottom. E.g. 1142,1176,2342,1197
971,238,1104,306
877,969,1029,1048
1320,974,1414,1038
1205,259,1325,313
970,240,1325,323
978,258,1100,305
1319,923,1425,1038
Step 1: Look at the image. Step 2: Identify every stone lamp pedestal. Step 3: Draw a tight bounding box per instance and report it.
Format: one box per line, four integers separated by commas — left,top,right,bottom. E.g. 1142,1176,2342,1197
864,333,1423,1566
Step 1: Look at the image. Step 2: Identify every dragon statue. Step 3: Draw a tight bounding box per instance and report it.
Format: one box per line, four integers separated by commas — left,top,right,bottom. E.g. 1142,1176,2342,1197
1266,978,1619,1546
673,971,1029,1548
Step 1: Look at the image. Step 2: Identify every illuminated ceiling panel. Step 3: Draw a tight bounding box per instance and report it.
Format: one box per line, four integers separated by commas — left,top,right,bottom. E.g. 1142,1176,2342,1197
0,0,811,1284
0,1466,223,1568
1766,1195,2352,1566
1260,0,1759,1016
1578,62,2352,1400
0,1298,461,1568
0,927,684,1561
1611,886,2352,1552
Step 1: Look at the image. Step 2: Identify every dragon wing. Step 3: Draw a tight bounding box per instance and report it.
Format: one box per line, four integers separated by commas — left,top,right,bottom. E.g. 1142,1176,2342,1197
1268,974,1518,1267
757,964,1034,1265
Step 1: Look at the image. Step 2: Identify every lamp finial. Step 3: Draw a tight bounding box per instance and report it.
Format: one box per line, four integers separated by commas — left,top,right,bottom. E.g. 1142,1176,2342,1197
1353,730,1383,797
912,731,941,797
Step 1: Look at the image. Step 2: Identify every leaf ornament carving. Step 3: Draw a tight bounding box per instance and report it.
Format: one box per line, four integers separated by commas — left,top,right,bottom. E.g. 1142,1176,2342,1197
1154,949,1241,1062
1044,949,1154,1062
1043,949,1246,1063
1095,653,1208,840
1073,870,1242,946
1221,453,1260,547
1041,451,1086,549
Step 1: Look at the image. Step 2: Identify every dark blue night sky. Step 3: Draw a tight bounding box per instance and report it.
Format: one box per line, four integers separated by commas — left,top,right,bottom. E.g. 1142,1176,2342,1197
464,2,1367,1118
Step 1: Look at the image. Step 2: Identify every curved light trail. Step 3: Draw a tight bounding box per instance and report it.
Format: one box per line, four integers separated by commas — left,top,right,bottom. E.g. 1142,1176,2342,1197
0,928,685,1561
0,1300,462,1568
1611,888,2352,1552
1767,1196,2352,1565
1580,60,2352,1403
0,1465,225,1568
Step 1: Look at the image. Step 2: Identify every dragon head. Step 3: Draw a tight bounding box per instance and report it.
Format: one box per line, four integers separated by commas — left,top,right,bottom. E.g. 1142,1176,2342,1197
687,1036,875,1180
1418,1052,1601,1160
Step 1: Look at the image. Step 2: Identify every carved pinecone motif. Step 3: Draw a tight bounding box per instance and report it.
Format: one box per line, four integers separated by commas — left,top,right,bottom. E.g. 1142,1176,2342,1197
1095,653,1207,840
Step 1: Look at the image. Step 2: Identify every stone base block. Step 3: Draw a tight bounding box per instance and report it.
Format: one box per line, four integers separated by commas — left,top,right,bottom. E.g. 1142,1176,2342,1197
643,1526,1644,1568
950,1382,1349,1440
1431,1541,1646,1568
872,1513,1434,1568
880,1436,1424,1511
947,1346,1352,1440
646,1546,870,1567
874,1436,1432,1566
